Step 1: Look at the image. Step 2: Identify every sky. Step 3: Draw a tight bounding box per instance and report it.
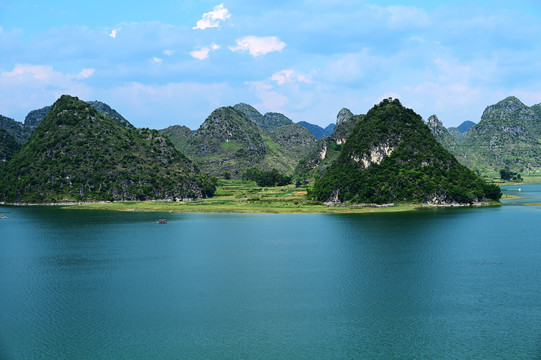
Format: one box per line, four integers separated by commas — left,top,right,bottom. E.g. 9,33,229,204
1,0,541,129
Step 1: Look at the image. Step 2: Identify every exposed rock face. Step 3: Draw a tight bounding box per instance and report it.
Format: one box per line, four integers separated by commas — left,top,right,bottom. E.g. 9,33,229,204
351,142,395,168
332,108,360,145
336,108,353,124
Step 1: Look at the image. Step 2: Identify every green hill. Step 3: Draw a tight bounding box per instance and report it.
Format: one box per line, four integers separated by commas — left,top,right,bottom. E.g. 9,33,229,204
0,95,214,203
0,128,21,162
460,96,541,172
159,125,193,151
162,106,316,178
0,115,33,144
233,103,293,131
295,108,362,180
427,115,461,154
311,98,501,204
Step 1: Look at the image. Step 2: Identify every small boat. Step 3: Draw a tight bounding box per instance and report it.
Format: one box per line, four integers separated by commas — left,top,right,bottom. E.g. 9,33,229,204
0,214,6,219
157,218,167,224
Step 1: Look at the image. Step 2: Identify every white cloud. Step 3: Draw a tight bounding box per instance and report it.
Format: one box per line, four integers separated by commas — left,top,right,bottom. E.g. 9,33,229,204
153,57,163,64
163,49,174,56
246,81,289,111
0,64,94,119
270,69,311,85
193,3,231,30
229,36,286,57
190,43,221,60
75,68,96,79
190,48,210,60
109,29,118,38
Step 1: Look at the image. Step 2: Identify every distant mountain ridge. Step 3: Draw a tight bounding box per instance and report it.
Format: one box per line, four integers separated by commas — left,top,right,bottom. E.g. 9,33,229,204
457,121,476,133
297,121,336,139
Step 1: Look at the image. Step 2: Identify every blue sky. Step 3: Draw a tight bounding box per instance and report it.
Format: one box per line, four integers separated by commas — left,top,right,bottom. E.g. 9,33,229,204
1,0,541,129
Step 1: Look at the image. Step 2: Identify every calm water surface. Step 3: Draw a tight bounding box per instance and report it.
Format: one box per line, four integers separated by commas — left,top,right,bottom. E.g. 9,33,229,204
1,185,540,359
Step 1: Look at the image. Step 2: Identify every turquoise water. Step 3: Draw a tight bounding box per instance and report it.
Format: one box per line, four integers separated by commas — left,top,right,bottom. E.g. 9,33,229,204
1,185,540,359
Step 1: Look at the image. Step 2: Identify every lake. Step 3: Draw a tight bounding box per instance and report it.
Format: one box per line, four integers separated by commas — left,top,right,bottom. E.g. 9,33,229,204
1,185,540,359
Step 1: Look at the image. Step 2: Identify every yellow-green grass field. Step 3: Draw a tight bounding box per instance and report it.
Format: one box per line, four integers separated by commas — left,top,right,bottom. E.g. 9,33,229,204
66,180,499,214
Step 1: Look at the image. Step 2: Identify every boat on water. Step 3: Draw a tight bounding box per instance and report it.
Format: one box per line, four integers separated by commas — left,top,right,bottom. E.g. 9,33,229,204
156,219,167,224
0,214,6,219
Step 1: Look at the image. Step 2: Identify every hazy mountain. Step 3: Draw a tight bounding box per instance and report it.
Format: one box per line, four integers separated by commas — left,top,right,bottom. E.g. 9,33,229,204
297,121,336,139
457,120,476,133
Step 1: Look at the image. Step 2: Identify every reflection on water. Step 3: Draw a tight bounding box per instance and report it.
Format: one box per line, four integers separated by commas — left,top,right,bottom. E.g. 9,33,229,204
1,186,541,359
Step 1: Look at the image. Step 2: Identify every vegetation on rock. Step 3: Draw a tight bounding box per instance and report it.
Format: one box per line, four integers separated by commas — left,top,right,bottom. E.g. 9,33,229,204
459,96,541,172
0,128,21,162
233,103,293,132
311,98,501,204
162,105,316,178
0,95,214,203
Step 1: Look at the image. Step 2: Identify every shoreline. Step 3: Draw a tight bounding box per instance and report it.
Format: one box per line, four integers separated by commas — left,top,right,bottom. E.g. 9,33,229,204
0,199,501,214
0,180,509,214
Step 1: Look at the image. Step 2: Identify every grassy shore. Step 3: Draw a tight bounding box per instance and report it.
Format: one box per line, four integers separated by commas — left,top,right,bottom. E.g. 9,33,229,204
66,179,499,214
487,173,541,186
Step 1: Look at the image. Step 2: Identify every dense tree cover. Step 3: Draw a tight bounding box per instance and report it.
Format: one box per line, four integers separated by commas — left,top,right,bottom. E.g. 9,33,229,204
311,98,502,204
499,168,522,181
0,95,216,203
0,128,21,162
458,97,541,172
243,167,292,187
